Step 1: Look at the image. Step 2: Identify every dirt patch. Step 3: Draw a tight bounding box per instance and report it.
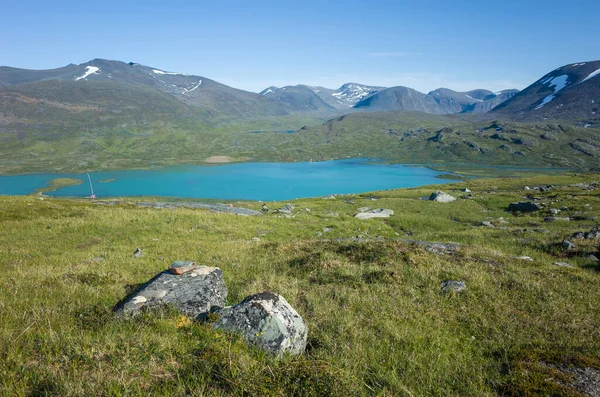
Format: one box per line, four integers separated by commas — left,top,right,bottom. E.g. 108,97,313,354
204,156,233,163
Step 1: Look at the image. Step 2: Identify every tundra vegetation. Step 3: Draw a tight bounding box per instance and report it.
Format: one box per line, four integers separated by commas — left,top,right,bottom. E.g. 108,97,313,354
1,173,599,396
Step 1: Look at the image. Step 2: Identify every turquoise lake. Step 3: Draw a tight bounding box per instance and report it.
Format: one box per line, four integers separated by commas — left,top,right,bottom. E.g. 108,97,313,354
0,159,455,201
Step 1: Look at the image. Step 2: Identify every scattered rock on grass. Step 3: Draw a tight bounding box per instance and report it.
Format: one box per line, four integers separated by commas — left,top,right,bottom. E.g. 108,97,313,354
208,292,308,356
115,265,227,318
553,262,575,268
514,256,534,261
133,248,142,258
441,280,466,293
461,188,471,193
508,202,541,212
354,208,394,219
429,190,456,203
562,240,577,250
545,217,570,222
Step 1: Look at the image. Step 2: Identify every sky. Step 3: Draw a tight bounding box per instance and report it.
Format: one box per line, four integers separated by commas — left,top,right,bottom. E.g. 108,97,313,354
1,0,599,93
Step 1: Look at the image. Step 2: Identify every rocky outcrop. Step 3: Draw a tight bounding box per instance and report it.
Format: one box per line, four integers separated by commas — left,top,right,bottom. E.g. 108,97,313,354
208,292,308,356
114,264,227,318
429,191,456,203
354,208,394,219
508,202,541,212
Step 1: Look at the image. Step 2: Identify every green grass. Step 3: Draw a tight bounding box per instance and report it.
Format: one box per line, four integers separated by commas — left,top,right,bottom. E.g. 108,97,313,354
1,174,599,395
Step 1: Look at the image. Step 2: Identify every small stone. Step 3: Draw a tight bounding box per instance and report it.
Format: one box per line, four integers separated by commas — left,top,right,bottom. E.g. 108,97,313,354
545,217,570,222
461,188,471,193
508,202,541,213
322,194,336,200
252,237,261,242
322,227,334,233
587,254,599,262
549,208,560,215
316,231,323,237
429,190,456,203
261,204,269,212
354,208,394,220
553,262,575,268
169,261,198,275
441,280,466,293
524,186,530,190
572,232,585,239
357,207,371,212
481,221,495,228
133,248,142,258
562,240,577,250
305,208,311,212
513,256,533,261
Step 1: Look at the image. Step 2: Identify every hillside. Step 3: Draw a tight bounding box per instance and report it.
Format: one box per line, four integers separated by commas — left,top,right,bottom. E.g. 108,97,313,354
259,85,336,114
0,59,289,121
1,174,599,395
491,61,600,124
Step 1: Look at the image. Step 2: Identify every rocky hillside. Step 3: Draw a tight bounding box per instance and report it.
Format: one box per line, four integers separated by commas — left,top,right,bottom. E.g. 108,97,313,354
491,61,600,124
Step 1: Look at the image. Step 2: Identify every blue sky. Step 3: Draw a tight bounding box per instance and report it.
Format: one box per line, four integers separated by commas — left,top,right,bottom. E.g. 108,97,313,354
2,0,599,93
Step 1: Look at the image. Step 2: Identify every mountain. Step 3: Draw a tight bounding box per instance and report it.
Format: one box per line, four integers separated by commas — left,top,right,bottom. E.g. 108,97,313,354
353,86,444,113
427,88,494,113
260,83,385,111
461,89,520,113
259,84,335,113
0,59,288,120
491,61,600,122
314,83,386,109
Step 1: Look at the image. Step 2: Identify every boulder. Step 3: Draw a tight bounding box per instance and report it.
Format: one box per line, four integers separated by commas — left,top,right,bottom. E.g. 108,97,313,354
209,292,307,356
354,208,394,219
429,190,456,203
508,202,541,213
115,265,227,318
440,280,466,293
461,188,471,193
562,240,577,250
277,203,295,214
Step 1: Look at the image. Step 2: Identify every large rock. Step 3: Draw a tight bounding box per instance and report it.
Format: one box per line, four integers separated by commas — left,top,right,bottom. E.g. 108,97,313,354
115,265,227,318
429,191,456,203
354,208,394,219
208,292,307,356
508,202,541,212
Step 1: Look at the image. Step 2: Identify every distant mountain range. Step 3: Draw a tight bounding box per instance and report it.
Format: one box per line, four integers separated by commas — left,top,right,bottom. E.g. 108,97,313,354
260,83,519,115
1,58,598,127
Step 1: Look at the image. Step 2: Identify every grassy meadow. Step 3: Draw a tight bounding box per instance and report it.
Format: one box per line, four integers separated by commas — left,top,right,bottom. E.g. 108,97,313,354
1,174,599,396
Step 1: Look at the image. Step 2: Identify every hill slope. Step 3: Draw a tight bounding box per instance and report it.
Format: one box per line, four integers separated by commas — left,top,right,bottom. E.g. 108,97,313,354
491,61,600,123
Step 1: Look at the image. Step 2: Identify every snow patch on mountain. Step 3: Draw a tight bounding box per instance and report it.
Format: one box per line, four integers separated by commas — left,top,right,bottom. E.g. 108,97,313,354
262,89,274,95
466,94,483,102
152,69,186,76
581,68,600,84
75,66,100,81
332,84,374,102
535,75,569,110
182,80,202,95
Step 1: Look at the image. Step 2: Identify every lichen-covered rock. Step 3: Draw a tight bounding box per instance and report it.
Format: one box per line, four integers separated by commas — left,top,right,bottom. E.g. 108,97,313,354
508,202,541,212
208,292,307,356
441,280,466,293
354,208,394,219
115,266,227,318
429,191,456,203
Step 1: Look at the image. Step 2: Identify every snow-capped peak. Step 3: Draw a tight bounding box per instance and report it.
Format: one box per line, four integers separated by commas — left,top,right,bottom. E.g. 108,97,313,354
75,66,100,81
